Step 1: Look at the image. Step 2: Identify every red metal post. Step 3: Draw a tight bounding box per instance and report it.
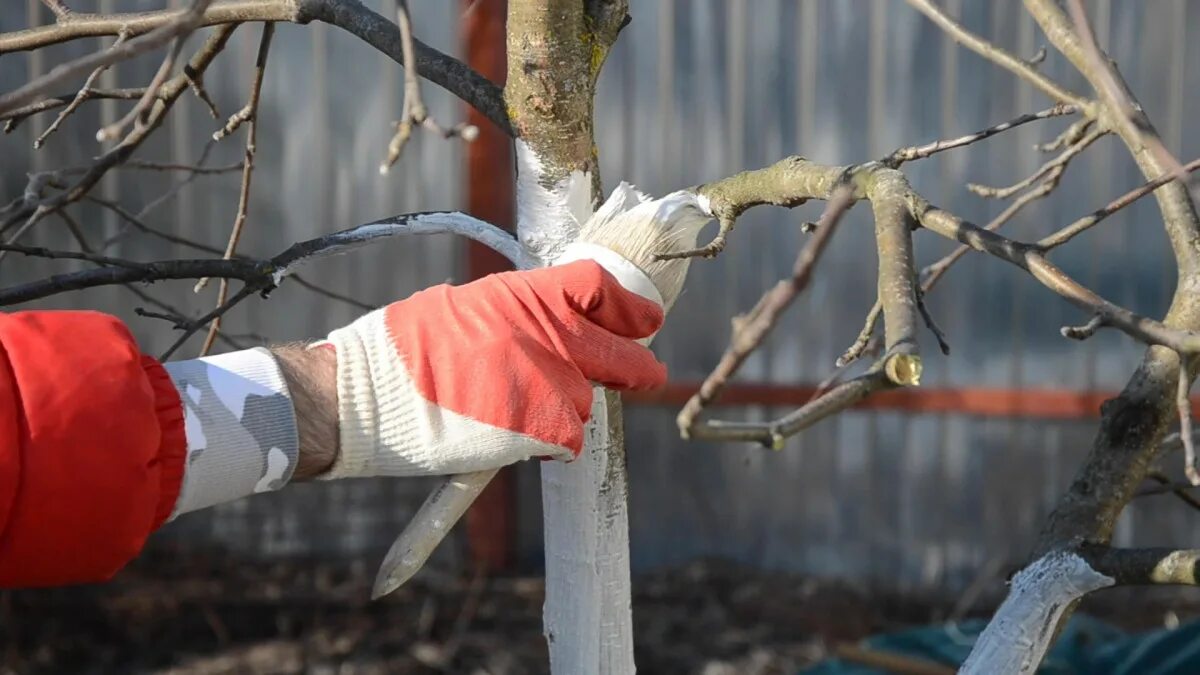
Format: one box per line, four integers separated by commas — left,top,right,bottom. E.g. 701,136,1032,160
461,0,517,574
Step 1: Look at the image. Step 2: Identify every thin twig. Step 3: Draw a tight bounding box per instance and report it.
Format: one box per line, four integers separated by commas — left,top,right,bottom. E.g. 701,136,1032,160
1037,117,1093,152
95,32,189,143
160,284,257,360
1061,314,1104,340
34,29,130,149
882,104,1076,167
838,302,884,368
40,0,71,19
967,127,1106,199
0,24,238,254
3,88,144,132
0,0,215,115
677,188,854,442
198,22,275,355
916,287,950,356
1135,471,1200,513
378,0,477,174
904,0,1088,108
1039,156,1200,250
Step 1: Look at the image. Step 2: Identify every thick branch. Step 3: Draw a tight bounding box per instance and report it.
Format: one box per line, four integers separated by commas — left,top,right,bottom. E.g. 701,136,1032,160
0,211,530,306
0,0,512,135
869,170,922,386
1077,544,1200,586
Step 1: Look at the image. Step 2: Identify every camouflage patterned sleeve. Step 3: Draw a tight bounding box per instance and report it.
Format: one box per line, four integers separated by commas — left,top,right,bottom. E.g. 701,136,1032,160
163,348,299,518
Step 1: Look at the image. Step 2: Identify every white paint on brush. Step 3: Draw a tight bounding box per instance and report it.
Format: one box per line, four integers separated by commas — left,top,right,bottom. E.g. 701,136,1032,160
960,551,1114,674
515,139,593,262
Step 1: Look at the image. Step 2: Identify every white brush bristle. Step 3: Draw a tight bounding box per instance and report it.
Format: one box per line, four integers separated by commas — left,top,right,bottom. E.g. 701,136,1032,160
577,182,712,312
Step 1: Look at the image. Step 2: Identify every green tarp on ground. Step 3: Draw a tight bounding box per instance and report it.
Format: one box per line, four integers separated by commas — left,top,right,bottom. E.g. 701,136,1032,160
802,615,1200,674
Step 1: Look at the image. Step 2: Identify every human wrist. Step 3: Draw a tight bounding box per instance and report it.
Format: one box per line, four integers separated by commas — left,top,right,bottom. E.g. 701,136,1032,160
270,342,339,480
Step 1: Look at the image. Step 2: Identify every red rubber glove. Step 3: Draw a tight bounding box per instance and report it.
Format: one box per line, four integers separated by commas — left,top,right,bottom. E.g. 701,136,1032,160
318,260,667,478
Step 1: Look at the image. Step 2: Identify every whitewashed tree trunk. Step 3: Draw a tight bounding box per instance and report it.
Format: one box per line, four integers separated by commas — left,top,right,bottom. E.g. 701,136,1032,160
512,137,635,673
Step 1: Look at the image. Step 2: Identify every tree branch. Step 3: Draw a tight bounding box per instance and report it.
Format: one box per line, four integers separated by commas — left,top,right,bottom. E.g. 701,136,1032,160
0,0,513,135
676,189,853,441
0,0,214,116
1,24,238,251
198,21,275,356
1076,544,1200,587
33,29,129,149
0,211,531,306
378,0,477,174
882,103,1077,167
904,0,1088,108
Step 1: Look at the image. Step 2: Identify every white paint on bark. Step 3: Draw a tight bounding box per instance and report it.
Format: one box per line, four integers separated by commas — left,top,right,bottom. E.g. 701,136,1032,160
514,139,593,263
960,551,1114,674
515,137,637,674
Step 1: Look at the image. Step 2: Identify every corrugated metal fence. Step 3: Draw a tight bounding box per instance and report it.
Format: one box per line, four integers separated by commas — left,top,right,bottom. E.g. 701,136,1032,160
2,0,1197,595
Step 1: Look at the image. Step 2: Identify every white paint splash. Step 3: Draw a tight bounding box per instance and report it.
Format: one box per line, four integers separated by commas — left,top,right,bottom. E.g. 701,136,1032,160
960,551,1114,674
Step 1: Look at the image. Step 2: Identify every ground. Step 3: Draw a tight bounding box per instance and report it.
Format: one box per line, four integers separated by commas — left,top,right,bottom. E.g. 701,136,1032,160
3,554,1198,674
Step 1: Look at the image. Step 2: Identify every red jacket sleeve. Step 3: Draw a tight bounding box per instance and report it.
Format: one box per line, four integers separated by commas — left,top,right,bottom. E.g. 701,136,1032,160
0,310,186,587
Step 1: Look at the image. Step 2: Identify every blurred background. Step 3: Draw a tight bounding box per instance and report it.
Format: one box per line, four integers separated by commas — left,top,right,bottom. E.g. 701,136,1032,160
3,0,1200,673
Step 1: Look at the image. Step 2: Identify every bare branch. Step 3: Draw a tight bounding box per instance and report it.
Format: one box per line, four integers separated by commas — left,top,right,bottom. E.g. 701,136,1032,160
661,156,832,261
1077,544,1200,587
2,88,144,132
199,22,275,355
869,172,924,387
95,32,190,143
967,126,1106,199
676,189,852,441
34,29,129,149
40,0,71,19
0,0,214,116
0,211,530,306
682,368,896,447
1,24,238,250
912,198,1200,354
1136,471,1200,513
0,0,513,135
1061,314,1104,340
904,0,1088,108
882,103,1076,167
1039,160,1200,250
1062,0,1197,205
378,0,477,174
1022,0,1200,274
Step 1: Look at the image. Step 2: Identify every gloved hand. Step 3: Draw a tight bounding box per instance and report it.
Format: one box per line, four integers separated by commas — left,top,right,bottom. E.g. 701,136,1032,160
318,259,667,479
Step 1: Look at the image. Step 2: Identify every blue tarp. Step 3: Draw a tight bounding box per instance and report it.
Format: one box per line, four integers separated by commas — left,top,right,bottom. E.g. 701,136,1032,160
802,614,1200,674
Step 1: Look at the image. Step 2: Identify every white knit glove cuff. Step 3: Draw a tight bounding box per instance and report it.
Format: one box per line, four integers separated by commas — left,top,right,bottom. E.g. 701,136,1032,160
318,308,567,480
